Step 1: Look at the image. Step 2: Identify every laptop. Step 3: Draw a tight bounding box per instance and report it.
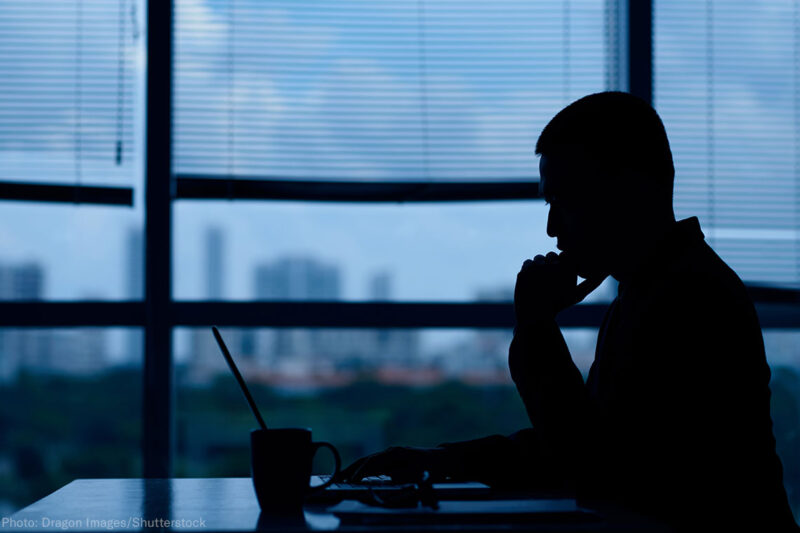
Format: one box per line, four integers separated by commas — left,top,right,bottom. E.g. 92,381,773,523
210,326,494,503
310,474,493,504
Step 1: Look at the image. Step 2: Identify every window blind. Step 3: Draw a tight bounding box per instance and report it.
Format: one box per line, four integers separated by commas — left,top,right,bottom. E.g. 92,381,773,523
655,0,800,286
174,0,616,182
0,0,139,187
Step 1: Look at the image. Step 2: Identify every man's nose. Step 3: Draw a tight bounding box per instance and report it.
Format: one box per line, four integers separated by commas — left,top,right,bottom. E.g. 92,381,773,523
546,207,558,238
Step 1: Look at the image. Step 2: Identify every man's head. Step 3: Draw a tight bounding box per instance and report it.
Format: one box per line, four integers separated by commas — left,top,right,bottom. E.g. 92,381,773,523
535,91,676,279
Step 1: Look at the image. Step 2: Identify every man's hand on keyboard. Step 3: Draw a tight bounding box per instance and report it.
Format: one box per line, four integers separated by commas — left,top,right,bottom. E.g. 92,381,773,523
340,446,450,484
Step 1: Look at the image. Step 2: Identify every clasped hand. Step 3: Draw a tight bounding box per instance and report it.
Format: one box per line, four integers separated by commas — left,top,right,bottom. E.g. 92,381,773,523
514,251,606,326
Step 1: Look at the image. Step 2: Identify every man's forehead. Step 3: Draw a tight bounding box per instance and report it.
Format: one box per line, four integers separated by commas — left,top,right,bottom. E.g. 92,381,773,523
538,154,570,196
539,152,603,199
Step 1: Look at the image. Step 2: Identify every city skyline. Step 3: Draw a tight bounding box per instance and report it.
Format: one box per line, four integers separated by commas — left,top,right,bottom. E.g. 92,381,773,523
0,226,610,386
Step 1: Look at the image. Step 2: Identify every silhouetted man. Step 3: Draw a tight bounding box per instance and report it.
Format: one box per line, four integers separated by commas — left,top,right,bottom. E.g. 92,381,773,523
342,92,797,531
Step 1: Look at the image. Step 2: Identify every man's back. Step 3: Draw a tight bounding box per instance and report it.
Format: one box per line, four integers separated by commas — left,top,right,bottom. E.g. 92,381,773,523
579,217,795,530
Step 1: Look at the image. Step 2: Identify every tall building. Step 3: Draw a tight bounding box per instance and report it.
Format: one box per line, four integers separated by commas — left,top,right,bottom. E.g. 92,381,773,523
369,272,391,301
427,285,515,381
125,228,144,300
46,327,108,376
255,257,340,301
367,271,419,369
252,265,423,376
124,228,144,364
0,263,46,381
253,257,341,377
206,227,223,300
0,264,110,378
0,262,44,301
188,227,235,383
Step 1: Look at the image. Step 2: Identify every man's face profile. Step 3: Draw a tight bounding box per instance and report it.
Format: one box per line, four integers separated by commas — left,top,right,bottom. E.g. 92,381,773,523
539,153,614,280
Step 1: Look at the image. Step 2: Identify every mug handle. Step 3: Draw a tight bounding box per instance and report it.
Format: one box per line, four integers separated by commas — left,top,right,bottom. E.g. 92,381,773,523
308,441,341,493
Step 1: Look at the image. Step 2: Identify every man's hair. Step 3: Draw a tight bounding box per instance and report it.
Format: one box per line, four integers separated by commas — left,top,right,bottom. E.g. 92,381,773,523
536,92,675,193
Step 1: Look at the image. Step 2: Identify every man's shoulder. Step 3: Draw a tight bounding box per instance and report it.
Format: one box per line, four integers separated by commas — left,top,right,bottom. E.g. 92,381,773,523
651,238,749,307
626,238,758,338
625,238,765,375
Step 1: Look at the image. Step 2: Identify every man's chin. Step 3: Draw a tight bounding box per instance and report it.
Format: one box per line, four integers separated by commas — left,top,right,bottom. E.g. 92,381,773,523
576,264,607,281
561,250,606,280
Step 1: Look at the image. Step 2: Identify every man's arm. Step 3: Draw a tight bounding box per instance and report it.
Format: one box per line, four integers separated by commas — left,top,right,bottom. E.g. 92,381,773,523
338,429,551,486
507,319,589,483
433,321,591,489
340,252,604,486
435,254,602,487
433,424,595,490
506,251,604,483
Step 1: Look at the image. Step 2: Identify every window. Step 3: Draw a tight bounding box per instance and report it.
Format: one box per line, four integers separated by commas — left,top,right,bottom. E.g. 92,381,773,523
168,0,616,486
0,0,140,188
3,1,798,526
0,0,145,513
655,0,800,286
0,328,143,514
174,0,611,181
174,201,559,302
655,0,800,520
0,0,143,300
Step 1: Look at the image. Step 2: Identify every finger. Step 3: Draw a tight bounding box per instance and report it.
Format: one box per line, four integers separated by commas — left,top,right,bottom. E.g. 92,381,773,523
350,457,377,481
384,452,425,483
573,275,607,305
350,449,399,481
339,457,365,481
545,251,559,263
390,468,424,483
359,448,420,483
341,456,371,481
532,254,546,265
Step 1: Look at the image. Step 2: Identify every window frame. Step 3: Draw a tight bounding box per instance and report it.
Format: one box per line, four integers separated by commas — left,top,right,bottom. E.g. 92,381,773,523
2,0,799,479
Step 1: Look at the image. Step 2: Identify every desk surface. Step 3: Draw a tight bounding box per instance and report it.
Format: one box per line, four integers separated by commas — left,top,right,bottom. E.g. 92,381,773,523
9,478,670,532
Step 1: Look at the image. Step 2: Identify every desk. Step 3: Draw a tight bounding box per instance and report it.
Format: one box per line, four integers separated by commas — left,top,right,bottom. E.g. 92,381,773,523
8,478,670,532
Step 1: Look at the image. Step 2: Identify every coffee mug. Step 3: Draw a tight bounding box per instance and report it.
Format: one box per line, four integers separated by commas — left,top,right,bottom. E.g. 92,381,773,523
251,428,341,513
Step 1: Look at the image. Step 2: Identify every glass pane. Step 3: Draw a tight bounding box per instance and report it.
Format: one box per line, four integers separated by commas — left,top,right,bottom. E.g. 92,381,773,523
0,0,144,188
0,328,143,514
0,202,144,301
0,0,145,301
173,200,618,303
654,0,800,286
174,0,609,181
764,331,800,524
174,326,597,477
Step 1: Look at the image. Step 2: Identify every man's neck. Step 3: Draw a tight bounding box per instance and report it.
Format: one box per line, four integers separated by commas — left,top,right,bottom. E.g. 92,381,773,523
610,212,677,284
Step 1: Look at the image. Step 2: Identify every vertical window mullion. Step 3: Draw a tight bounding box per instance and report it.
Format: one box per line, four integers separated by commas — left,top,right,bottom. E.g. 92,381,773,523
628,0,653,104
143,0,174,478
